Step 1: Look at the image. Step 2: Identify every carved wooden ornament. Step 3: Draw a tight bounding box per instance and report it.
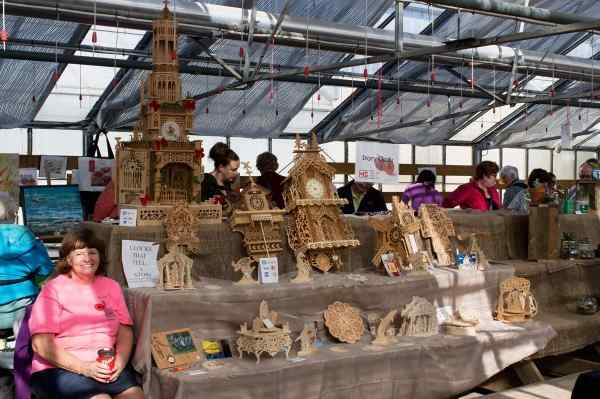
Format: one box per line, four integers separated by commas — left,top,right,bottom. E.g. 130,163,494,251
419,204,456,266
372,310,398,346
232,257,258,285
283,133,359,272
236,300,292,364
399,296,437,337
157,250,194,290
295,323,317,356
495,277,538,323
324,301,364,344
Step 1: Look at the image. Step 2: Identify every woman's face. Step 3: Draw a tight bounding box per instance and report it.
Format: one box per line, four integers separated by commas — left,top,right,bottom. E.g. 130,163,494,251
480,173,497,188
68,247,100,278
219,160,240,183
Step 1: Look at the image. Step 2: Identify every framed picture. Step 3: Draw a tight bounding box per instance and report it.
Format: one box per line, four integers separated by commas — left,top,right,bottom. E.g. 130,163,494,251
151,328,202,370
381,252,402,277
21,185,84,237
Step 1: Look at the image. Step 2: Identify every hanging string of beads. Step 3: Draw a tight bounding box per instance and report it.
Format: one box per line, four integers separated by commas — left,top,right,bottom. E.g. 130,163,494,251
1,0,8,50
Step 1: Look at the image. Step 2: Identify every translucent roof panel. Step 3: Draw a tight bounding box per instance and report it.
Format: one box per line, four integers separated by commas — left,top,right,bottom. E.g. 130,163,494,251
0,16,82,128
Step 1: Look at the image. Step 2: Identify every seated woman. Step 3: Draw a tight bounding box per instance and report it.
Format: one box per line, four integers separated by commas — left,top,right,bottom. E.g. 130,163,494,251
29,228,143,399
506,168,552,214
200,142,240,214
0,198,54,337
443,161,500,212
402,169,443,212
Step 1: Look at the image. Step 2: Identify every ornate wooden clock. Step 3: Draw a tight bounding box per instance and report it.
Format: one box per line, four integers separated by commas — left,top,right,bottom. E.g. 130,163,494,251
230,162,286,260
282,133,360,272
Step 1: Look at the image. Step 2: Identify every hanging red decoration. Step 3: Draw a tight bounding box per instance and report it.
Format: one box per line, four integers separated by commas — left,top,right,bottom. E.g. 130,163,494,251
183,100,196,111
139,194,150,206
194,148,205,160
111,78,119,87
363,67,368,80
0,30,8,45
205,106,209,114
52,69,60,81
430,70,436,82
239,47,245,58
91,31,97,44
317,92,320,102
303,65,310,77
513,79,518,88
426,98,431,108
396,96,400,105
149,100,160,112
549,88,555,97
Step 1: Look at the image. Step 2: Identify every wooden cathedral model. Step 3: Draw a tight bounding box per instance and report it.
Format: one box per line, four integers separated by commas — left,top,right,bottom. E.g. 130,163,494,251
114,4,220,226
231,162,286,260
283,133,360,272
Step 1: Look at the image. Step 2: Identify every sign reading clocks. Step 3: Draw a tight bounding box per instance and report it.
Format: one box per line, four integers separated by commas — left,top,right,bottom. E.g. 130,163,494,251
282,133,360,272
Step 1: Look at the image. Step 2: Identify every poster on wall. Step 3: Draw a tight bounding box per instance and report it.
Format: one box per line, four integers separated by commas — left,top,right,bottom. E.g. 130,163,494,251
122,240,160,288
0,154,20,208
39,155,67,179
355,142,399,184
77,157,115,192
21,185,84,237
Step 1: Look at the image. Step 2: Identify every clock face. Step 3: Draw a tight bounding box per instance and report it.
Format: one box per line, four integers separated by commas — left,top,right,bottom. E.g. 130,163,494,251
305,178,325,199
161,120,181,140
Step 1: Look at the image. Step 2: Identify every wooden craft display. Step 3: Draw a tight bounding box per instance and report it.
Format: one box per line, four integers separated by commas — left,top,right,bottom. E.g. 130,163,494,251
114,5,220,226
495,277,538,323
157,203,197,290
324,301,364,344
419,204,456,266
295,323,318,356
230,162,286,260
236,301,292,364
291,250,313,284
151,328,201,370
398,296,438,337
391,197,433,271
283,133,359,272
232,257,258,285
372,310,398,346
369,211,408,272
441,309,479,336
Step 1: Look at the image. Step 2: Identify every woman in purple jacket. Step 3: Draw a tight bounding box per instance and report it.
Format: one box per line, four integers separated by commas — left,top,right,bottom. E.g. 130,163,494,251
402,169,443,212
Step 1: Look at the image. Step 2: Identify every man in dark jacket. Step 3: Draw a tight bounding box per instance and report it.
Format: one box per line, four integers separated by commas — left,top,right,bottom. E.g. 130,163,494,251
337,180,387,214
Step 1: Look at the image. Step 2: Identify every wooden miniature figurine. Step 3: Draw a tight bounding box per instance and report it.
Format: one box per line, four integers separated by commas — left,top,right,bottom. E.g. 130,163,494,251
324,301,364,344
372,310,398,346
283,133,360,273
295,323,317,356
232,257,258,285
419,204,456,266
369,212,409,272
157,249,194,290
230,162,286,260
237,301,292,364
114,4,221,226
398,296,438,337
291,250,313,284
165,202,201,253
495,277,538,323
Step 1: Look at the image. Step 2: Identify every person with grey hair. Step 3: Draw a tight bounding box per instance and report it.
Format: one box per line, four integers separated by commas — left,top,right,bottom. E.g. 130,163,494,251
500,165,527,208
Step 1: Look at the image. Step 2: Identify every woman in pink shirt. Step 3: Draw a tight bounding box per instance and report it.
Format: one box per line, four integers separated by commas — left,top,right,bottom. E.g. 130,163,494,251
29,229,143,399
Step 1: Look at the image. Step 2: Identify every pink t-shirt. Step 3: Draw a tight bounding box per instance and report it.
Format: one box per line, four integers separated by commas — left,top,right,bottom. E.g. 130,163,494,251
29,274,133,373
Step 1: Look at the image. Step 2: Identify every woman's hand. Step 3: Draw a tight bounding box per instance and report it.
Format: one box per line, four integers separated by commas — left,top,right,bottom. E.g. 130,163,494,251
81,361,113,383
107,358,126,383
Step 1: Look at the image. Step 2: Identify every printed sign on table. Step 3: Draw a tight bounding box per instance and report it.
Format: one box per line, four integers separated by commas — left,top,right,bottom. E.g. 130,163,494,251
355,142,399,184
258,257,279,284
122,240,160,288
77,157,115,192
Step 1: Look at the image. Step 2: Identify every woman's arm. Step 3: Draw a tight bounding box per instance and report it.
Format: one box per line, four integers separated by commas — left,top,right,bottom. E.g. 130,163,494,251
31,334,112,382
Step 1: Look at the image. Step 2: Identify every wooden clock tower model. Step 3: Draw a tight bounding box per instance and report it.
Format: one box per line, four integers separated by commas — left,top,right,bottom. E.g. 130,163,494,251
114,3,220,225
283,133,360,272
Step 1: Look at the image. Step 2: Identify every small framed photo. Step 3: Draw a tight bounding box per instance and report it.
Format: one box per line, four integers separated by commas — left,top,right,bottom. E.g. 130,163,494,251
381,253,402,277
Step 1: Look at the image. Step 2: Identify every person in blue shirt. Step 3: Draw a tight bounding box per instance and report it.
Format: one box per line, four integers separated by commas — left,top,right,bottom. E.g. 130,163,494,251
0,199,54,336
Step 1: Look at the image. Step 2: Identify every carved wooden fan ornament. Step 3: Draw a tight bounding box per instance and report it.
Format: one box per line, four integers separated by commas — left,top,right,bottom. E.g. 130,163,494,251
324,301,364,344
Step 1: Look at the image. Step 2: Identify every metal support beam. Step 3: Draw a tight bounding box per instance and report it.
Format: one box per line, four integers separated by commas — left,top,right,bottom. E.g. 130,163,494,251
191,37,243,81
395,0,403,53
444,66,506,104
7,1,600,83
425,0,597,26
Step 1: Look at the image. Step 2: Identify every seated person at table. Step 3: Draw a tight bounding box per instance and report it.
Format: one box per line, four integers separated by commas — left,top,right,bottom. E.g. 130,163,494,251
506,168,552,214
29,228,143,399
0,199,54,337
443,161,500,211
200,142,240,204
255,152,285,209
402,169,443,211
337,180,387,214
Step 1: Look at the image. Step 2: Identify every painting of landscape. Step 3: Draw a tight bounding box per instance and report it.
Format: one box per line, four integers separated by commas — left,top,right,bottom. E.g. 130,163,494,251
21,185,84,237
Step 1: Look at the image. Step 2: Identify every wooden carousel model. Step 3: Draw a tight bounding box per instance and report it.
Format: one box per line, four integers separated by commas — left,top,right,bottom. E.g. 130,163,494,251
114,3,220,226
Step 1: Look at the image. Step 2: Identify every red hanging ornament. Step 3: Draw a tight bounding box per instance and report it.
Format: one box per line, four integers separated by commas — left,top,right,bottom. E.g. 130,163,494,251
396,96,400,105
91,31,97,44
549,88,555,97
149,100,160,112
205,106,209,114
111,78,119,87
512,79,518,88
303,65,310,77
139,194,150,206
317,92,320,102
194,148,205,160
170,51,177,61
430,70,436,82
363,67,368,79
183,100,196,111
52,70,60,81
239,47,245,58
0,29,8,44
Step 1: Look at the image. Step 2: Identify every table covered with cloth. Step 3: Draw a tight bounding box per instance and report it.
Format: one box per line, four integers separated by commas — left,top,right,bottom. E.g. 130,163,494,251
124,265,556,399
